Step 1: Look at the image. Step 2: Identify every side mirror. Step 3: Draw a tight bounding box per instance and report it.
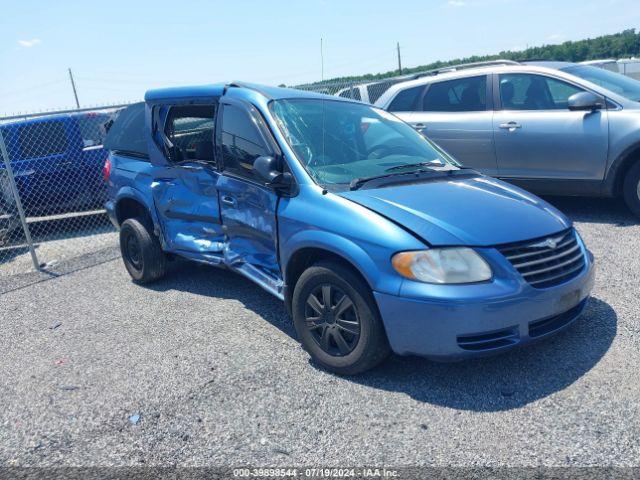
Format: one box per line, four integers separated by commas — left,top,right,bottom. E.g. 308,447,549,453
253,155,293,192
166,145,183,162
568,92,605,112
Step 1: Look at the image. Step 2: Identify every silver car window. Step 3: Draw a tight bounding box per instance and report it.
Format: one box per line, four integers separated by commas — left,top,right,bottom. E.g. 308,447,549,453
422,76,487,112
499,74,584,110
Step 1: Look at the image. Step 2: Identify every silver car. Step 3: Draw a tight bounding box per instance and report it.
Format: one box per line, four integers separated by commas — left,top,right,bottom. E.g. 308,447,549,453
375,60,640,216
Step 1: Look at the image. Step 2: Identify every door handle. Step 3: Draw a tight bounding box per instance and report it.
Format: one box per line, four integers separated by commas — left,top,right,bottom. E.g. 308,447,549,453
221,195,237,207
413,123,426,130
499,122,522,131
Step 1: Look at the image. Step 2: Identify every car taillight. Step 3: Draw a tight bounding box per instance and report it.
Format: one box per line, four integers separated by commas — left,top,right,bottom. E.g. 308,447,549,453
102,157,111,182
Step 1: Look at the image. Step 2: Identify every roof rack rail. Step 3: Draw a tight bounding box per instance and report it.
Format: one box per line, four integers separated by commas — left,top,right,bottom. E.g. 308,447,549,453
412,59,520,79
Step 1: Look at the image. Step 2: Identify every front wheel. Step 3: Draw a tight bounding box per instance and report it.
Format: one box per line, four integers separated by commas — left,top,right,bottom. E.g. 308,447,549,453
623,162,640,218
292,262,390,375
119,217,166,283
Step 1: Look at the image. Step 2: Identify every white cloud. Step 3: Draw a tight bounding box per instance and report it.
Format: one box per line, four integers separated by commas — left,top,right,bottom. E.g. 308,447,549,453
18,38,41,48
547,34,564,42
447,0,467,6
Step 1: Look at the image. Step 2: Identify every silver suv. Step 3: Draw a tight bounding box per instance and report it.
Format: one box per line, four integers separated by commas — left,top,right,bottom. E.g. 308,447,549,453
375,60,640,216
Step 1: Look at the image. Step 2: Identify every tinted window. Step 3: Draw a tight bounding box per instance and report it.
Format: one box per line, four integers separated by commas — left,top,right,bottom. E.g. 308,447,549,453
18,121,68,159
423,76,487,112
220,104,269,180
104,103,148,158
388,85,423,112
499,74,584,110
164,105,215,162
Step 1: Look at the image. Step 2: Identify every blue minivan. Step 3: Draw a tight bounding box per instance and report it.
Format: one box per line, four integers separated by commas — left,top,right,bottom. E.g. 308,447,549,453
104,83,595,374
0,111,113,219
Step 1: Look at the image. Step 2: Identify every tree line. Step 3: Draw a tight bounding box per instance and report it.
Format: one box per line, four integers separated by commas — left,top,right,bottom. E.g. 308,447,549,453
295,29,640,89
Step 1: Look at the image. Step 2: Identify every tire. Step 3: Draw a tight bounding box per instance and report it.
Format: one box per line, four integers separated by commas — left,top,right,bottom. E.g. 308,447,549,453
623,161,640,218
119,217,166,283
292,261,390,375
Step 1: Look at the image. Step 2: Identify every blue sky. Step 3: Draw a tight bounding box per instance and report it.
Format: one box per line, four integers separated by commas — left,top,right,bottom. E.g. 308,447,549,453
1,0,639,115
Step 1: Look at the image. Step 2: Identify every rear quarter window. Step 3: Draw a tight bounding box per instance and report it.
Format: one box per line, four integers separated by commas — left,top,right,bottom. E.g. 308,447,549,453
104,103,149,159
387,85,423,112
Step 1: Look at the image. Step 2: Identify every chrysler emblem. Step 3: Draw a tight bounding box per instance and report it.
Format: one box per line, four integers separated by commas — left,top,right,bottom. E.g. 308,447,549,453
532,237,558,249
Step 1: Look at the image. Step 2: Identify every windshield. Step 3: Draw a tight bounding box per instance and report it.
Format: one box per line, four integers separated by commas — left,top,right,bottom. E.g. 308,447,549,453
270,99,458,188
563,65,640,101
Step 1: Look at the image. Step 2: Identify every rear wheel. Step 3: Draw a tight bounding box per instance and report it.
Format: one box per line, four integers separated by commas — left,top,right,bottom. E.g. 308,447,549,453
623,162,640,218
119,217,166,283
292,261,390,375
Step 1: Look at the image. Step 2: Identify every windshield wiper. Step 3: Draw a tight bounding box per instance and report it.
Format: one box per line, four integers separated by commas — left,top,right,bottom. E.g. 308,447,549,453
349,165,479,191
385,160,451,172
349,169,441,191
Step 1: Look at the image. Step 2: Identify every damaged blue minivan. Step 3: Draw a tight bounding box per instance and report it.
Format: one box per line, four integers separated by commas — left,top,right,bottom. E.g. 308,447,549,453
104,82,595,374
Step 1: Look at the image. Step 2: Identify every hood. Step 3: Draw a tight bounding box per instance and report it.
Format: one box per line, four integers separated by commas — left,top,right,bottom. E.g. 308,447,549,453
338,175,570,246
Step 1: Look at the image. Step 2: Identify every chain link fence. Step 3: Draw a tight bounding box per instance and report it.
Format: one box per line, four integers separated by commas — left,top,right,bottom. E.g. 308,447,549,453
293,72,418,104
0,105,128,283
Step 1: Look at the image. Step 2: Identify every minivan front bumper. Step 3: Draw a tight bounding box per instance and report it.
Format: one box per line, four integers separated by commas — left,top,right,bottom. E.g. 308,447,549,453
374,252,595,360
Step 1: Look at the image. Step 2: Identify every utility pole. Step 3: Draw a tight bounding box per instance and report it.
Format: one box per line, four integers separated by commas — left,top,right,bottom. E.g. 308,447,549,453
397,42,403,75
68,68,80,109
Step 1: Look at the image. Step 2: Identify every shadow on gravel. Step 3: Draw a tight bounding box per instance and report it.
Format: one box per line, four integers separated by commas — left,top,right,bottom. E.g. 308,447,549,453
542,196,637,226
352,297,616,412
145,260,294,335
146,261,616,413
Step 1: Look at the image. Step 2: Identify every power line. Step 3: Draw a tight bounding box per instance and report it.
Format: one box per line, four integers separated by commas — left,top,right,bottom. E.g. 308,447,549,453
0,79,66,99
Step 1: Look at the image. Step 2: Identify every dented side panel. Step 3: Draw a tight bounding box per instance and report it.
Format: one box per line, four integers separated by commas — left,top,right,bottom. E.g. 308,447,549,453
151,163,225,254
217,175,280,279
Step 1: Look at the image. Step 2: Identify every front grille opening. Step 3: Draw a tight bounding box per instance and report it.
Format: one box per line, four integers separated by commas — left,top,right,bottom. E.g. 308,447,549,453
498,229,586,289
457,326,519,351
528,300,586,338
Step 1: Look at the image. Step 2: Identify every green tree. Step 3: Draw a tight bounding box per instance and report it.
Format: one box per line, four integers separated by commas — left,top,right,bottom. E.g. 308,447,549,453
298,29,640,89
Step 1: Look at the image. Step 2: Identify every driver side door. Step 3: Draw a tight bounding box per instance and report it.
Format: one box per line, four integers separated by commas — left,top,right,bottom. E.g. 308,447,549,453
215,99,283,296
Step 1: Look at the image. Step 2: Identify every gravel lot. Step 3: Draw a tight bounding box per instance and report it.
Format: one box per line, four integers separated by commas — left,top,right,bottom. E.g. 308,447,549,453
0,196,638,468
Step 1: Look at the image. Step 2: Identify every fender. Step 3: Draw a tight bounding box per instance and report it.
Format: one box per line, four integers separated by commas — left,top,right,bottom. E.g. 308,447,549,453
281,229,404,297
604,141,640,196
114,186,166,245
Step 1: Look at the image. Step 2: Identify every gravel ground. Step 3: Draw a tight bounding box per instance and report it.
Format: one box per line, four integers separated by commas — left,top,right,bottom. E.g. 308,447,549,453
0,211,116,278
0,196,638,468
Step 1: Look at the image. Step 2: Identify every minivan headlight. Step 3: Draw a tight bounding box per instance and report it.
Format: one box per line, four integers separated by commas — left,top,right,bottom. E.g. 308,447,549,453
392,248,492,284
